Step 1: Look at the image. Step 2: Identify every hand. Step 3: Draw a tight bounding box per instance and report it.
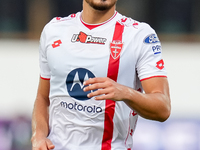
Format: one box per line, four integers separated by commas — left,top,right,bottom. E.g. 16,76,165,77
32,137,55,150
83,77,127,101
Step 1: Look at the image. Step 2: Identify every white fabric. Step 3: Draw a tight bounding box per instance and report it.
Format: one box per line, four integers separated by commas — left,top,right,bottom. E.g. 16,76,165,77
39,11,167,150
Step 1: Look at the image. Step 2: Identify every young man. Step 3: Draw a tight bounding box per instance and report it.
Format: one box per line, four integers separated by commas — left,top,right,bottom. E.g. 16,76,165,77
31,0,171,149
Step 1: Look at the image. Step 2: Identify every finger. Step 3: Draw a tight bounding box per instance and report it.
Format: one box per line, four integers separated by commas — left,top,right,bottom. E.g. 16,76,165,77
83,82,107,92
32,144,48,150
94,93,114,101
83,77,107,86
87,89,107,98
46,139,55,150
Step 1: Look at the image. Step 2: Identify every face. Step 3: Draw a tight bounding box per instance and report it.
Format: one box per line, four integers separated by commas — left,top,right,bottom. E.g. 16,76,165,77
84,0,117,11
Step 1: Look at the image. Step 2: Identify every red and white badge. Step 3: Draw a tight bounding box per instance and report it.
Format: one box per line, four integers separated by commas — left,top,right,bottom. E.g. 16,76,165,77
110,40,123,59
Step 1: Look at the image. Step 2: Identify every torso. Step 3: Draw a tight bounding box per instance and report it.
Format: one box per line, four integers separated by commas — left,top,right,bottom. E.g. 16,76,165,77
39,11,166,150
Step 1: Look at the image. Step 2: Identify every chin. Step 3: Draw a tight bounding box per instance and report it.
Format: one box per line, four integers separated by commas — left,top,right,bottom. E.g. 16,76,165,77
85,0,117,11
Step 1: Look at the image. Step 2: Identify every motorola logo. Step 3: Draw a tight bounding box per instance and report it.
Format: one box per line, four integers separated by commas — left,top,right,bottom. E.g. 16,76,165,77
66,68,96,101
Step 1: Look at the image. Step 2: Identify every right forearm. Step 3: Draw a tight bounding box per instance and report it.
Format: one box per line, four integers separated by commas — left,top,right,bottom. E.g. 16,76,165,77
31,78,52,149
31,96,50,141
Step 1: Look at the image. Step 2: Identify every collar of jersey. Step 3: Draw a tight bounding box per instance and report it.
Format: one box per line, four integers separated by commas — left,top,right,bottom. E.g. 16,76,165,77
80,11,118,30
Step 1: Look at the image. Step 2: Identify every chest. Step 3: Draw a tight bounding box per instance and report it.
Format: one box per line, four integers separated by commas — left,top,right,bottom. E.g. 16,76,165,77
45,25,138,80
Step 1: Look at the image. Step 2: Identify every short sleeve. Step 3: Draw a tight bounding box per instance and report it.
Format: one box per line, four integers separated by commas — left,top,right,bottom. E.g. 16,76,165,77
136,24,167,81
39,25,51,79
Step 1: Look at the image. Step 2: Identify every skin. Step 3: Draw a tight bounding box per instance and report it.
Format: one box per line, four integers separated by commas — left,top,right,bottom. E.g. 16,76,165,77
82,0,117,24
31,79,55,150
31,0,171,149
83,77,171,122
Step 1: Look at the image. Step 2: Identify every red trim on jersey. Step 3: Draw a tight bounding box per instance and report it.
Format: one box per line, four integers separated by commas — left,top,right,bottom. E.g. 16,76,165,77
101,21,124,150
40,76,50,80
81,22,102,30
124,111,132,146
140,75,167,82
81,11,118,30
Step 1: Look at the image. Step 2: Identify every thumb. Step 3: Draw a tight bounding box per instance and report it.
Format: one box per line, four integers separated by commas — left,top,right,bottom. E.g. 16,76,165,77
46,139,55,150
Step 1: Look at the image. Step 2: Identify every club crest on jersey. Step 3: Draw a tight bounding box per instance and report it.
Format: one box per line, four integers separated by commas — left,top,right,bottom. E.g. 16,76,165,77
71,31,107,44
110,40,123,59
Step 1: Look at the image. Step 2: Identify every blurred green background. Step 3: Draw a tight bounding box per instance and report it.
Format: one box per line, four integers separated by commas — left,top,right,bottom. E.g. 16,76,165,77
0,0,200,41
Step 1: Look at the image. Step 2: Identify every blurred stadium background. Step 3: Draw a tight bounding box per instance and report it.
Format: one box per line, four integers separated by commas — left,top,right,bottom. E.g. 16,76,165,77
0,0,200,149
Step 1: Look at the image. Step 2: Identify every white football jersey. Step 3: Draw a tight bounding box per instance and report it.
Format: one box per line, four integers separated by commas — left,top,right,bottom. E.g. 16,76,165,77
39,11,167,150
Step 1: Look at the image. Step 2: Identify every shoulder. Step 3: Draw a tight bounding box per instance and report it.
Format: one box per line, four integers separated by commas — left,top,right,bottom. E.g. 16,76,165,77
116,13,155,34
40,12,80,41
50,12,79,23
117,14,160,45
43,12,81,31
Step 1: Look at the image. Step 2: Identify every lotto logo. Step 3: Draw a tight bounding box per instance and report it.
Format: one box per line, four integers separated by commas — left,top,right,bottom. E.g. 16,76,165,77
156,59,165,70
52,40,62,48
71,31,107,44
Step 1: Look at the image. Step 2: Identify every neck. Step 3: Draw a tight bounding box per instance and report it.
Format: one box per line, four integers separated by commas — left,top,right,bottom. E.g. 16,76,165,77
82,0,116,24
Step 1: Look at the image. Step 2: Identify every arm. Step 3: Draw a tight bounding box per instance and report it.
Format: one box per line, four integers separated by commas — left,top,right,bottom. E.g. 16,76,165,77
83,77,171,122
31,78,55,150
124,77,171,122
